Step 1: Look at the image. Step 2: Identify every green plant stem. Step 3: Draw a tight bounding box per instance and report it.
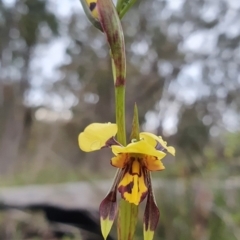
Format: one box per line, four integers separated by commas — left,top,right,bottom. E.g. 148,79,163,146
112,57,138,240
118,200,138,240
115,85,126,146
111,54,126,145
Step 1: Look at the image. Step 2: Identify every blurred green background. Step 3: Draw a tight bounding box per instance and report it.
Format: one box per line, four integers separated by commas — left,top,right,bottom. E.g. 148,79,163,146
0,0,240,239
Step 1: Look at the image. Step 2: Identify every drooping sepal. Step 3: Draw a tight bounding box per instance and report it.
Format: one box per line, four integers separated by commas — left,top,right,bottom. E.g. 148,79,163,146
143,172,160,240
99,190,118,240
99,168,124,239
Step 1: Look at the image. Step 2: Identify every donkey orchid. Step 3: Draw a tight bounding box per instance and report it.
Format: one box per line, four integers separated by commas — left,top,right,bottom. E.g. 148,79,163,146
78,122,175,239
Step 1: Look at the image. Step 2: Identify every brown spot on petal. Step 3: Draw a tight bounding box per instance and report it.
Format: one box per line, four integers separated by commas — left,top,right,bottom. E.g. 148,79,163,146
104,136,121,148
119,181,134,195
89,2,96,11
118,163,149,204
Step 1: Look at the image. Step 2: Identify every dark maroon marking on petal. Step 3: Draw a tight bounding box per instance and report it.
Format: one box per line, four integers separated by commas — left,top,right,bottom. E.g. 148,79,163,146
89,2,96,11
155,142,165,152
99,191,118,221
140,169,149,202
118,165,149,203
118,178,148,203
101,137,122,149
118,181,134,195
126,181,134,193
117,164,133,198
129,156,135,161
140,192,147,203
128,158,142,177
140,190,148,203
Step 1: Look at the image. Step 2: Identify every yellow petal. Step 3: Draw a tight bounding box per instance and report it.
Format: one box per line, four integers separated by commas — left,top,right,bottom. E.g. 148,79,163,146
111,153,128,168
112,140,166,159
140,132,175,156
165,146,176,156
143,155,165,171
140,132,158,147
78,123,117,152
118,160,148,205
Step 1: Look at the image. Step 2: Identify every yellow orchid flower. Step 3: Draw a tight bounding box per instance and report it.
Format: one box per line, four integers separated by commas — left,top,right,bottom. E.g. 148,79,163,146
78,122,175,239
79,123,171,203
111,140,166,205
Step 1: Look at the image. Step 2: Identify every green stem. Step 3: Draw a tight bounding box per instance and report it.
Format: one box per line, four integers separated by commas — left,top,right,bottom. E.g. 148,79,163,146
112,56,138,240
118,200,138,240
115,85,126,146
111,54,126,145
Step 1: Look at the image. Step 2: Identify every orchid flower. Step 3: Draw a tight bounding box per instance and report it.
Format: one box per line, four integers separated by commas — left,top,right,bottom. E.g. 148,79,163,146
78,122,175,239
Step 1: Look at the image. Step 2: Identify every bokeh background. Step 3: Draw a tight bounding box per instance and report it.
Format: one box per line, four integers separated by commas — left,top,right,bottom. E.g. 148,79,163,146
0,0,240,239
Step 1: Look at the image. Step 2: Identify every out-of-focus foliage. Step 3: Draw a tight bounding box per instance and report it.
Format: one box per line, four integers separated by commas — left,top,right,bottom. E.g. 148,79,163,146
0,0,240,239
